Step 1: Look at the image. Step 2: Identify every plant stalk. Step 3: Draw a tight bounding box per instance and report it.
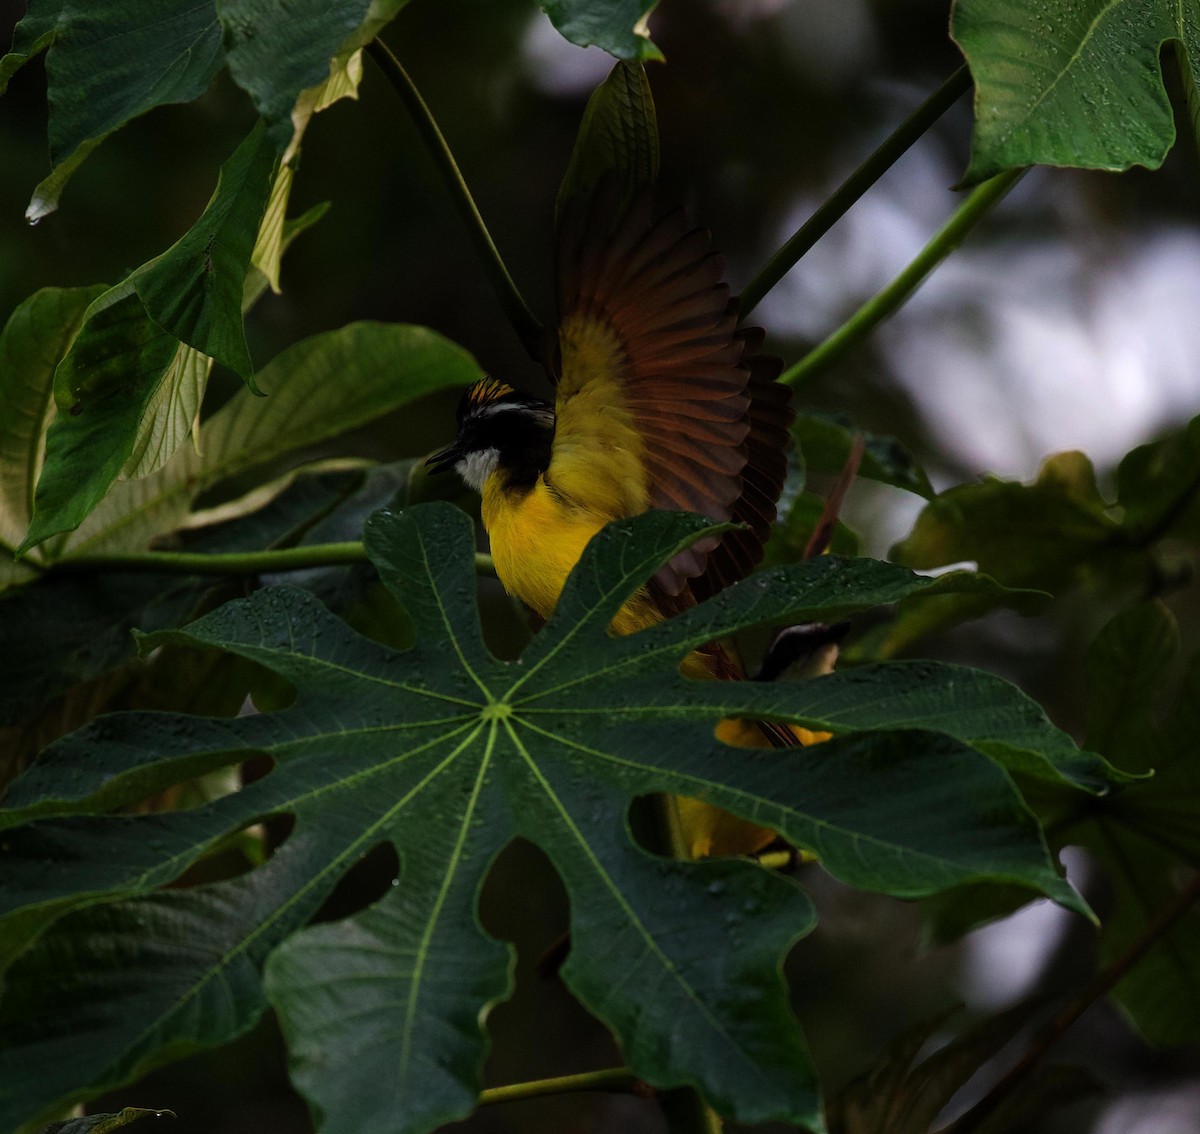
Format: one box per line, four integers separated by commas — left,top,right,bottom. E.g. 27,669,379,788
479,1066,637,1106
41,544,496,578
739,64,972,317
779,166,1025,388
942,870,1200,1134
364,38,543,352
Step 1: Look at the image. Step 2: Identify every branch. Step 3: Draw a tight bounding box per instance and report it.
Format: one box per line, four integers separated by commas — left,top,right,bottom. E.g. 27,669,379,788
479,1066,637,1106
739,65,972,317
779,166,1025,388
364,38,544,353
942,869,1200,1134
42,544,497,578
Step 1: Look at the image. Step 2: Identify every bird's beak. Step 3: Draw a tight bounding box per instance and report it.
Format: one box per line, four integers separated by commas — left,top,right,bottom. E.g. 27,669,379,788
425,440,462,475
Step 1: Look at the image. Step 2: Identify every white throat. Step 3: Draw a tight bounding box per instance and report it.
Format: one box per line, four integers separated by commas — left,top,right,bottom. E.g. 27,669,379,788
456,448,500,493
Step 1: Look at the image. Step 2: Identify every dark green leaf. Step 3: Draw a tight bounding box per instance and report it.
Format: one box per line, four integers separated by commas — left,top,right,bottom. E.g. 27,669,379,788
17,121,304,550
220,0,410,152
19,288,182,552
540,0,663,61
41,1107,175,1134
0,286,104,586
557,60,659,221
0,506,1085,1132
1071,608,1200,1044
134,121,278,383
744,660,1121,795
0,468,367,730
217,0,372,147
891,451,1145,594
795,413,934,499
1116,413,1200,545
1086,826,1200,1045
0,1,222,217
952,0,1195,183
1084,602,1178,771
24,320,477,557
4,323,478,723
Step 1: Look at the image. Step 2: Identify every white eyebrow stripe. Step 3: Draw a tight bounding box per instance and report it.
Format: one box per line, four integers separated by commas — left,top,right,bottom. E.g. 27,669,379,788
470,401,555,423
473,401,526,418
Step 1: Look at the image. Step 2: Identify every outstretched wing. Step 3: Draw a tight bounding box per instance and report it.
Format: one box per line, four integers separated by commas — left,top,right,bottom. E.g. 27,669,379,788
550,186,792,597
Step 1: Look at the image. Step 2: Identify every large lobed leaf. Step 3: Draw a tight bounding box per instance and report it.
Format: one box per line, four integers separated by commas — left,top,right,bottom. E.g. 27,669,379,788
0,505,1092,1133
953,0,1200,182
892,450,1160,597
1,0,409,216
0,1,223,218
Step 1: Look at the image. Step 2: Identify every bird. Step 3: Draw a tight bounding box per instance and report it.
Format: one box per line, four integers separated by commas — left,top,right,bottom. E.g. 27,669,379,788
427,184,827,858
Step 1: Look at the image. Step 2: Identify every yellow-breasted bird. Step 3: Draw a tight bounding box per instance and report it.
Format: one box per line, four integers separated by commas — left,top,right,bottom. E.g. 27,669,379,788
428,186,827,857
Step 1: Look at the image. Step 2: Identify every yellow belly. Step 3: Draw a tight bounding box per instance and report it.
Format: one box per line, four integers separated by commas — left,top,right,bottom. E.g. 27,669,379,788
481,475,659,637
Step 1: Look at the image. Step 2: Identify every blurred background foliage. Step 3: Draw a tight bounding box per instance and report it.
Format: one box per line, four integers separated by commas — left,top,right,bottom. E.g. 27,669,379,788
2,0,1199,1131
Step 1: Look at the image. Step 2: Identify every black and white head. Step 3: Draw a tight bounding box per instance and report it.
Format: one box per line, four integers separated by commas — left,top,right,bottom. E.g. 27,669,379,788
426,379,555,493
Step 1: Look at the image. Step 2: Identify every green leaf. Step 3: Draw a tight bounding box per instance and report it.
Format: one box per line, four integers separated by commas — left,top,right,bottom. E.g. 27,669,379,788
756,660,1121,795
134,120,278,383
557,60,659,221
19,286,182,553
1071,607,1200,1044
42,1108,176,1134
795,413,934,499
0,286,104,585
540,0,663,61
120,345,212,481
1,325,477,724
0,507,1084,1131
1084,602,1178,771
217,0,371,148
28,321,475,561
17,119,331,551
0,1,223,218
952,0,1197,182
249,45,359,295
1116,413,1200,545
24,136,104,225
0,469,368,732
891,451,1145,594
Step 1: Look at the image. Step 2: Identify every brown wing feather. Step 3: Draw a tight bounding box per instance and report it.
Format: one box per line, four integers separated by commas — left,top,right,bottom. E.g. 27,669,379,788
556,184,784,596
688,329,794,602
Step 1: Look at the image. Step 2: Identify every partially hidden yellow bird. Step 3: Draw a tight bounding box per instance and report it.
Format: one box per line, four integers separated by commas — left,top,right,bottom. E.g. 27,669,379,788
428,185,827,858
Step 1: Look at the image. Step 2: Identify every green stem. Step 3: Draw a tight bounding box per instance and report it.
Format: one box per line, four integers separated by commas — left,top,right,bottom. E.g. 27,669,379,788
42,544,496,578
740,65,971,317
364,38,543,352
780,166,1025,387
479,1066,637,1106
